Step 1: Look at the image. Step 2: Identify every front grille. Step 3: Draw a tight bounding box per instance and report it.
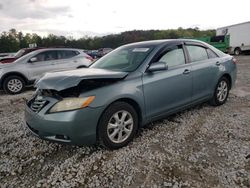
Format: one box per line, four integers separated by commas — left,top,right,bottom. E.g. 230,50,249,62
30,96,48,113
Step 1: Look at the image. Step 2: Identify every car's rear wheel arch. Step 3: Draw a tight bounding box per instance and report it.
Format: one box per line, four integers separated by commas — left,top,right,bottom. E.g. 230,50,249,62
210,76,230,106
221,73,232,90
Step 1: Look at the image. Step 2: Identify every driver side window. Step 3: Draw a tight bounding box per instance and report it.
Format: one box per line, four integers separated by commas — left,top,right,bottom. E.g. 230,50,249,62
158,45,185,68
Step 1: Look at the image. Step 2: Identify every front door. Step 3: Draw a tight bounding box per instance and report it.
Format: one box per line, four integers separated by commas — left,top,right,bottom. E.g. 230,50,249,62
142,44,192,119
27,50,58,81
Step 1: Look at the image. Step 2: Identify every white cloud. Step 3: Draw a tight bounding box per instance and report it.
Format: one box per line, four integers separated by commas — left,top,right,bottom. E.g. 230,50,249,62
0,0,70,19
0,0,249,38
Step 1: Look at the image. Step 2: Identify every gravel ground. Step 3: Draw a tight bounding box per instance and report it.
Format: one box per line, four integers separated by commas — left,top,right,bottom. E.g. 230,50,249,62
0,56,249,188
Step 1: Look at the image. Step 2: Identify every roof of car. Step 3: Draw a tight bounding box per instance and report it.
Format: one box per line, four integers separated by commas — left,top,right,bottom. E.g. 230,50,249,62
124,39,206,47
34,48,83,52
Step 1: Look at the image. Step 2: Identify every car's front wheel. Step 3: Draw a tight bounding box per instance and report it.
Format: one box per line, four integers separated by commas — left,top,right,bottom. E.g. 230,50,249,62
3,75,25,94
210,77,230,106
98,102,138,149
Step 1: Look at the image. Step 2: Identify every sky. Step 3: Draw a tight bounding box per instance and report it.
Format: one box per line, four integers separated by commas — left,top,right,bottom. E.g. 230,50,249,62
0,0,249,38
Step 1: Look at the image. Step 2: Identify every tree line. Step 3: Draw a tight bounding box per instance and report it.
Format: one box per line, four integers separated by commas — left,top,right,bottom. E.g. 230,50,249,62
0,28,215,53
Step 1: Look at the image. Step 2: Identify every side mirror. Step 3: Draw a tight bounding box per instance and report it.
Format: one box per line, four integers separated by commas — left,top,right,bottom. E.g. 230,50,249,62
147,62,168,72
29,57,37,63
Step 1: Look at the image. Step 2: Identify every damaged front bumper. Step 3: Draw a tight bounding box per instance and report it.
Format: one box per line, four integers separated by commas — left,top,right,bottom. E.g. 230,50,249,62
24,96,105,145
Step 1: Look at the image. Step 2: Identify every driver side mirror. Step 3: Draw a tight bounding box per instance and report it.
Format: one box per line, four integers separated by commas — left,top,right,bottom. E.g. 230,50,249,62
147,62,168,72
29,57,37,63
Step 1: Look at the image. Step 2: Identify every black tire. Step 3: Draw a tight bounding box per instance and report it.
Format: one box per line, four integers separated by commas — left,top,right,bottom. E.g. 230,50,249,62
210,77,230,106
97,102,138,150
3,75,25,94
234,48,241,56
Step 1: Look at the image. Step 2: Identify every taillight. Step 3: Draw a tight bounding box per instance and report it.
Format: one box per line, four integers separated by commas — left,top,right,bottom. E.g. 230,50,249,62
232,57,237,64
85,55,93,62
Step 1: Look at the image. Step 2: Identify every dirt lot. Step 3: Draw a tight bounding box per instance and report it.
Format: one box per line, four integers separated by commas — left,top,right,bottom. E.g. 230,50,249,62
0,56,249,188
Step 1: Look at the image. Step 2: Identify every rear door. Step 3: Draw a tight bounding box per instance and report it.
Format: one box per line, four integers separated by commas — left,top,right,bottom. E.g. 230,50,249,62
142,43,192,119
53,50,81,70
184,43,220,102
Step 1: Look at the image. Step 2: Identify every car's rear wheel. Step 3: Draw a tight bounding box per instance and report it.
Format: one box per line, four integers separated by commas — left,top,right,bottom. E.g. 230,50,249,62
210,77,229,106
3,75,25,94
98,102,138,149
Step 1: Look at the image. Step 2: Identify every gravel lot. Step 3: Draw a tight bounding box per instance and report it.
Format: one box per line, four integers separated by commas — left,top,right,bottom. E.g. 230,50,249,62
0,56,249,188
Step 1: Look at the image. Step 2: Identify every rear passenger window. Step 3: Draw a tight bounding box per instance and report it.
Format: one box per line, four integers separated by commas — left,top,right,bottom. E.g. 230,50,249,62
57,50,79,59
158,45,185,68
207,48,218,59
186,45,208,62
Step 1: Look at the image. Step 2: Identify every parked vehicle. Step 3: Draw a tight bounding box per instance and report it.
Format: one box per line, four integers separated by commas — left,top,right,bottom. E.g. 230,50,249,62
85,50,99,59
195,35,230,53
96,48,113,58
25,39,237,149
0,53,15,60
84,48,113,59
216,21,250,55
0,48,93,94
0,47,43,64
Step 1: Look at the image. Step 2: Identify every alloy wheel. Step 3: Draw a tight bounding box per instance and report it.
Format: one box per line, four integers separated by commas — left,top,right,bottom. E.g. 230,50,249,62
7,79,23,93
107,110,134,144
216,80,228,102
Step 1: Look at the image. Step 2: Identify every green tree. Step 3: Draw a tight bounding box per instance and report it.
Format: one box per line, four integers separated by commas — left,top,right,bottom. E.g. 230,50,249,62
0,28,216,53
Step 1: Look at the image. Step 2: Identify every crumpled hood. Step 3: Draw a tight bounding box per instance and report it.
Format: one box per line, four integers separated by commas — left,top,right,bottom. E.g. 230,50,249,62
36,68,128,91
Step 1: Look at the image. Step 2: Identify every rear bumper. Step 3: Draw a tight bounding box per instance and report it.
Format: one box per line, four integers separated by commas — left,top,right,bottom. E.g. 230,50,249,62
25,97,105,145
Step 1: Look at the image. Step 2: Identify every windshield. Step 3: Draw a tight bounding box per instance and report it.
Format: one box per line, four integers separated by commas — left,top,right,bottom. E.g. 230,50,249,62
13,49,38,63
90,45,154,72
14,49,25,58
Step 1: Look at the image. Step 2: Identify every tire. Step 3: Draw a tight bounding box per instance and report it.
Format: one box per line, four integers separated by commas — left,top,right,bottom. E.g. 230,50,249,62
3,75,25,94
210,77,230,106
234,48,241,56
97,102,138,150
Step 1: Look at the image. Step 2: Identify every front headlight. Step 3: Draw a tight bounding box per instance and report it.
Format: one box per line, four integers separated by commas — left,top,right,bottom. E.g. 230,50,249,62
49,96,95,113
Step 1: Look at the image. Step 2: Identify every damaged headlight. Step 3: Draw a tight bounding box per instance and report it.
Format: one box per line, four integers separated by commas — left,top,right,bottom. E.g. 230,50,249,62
49,96,95,113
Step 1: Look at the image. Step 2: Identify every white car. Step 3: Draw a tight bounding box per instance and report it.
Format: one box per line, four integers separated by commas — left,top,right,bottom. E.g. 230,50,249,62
0,48,93,94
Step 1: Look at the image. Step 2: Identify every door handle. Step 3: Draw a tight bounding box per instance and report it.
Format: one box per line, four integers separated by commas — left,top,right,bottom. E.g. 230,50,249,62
216,61,221,66
183,69,191,74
